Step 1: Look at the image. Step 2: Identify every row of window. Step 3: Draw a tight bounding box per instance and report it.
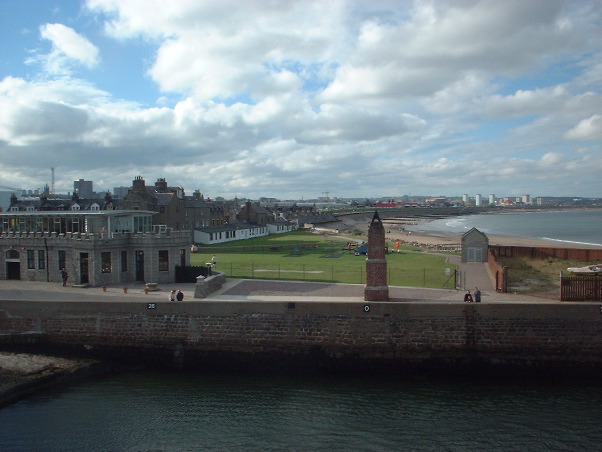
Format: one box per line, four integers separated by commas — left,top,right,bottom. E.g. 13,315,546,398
25,250,170,273
10,204,101,212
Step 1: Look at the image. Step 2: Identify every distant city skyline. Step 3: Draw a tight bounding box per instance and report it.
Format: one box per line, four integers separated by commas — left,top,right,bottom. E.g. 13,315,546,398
1,1,601,199
3,177,598,205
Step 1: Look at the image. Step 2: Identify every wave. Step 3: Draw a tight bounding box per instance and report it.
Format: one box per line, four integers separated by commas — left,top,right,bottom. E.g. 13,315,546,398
539,237,602,248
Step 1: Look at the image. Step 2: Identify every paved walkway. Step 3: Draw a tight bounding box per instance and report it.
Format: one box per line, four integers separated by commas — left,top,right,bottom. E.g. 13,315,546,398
0,274,551,304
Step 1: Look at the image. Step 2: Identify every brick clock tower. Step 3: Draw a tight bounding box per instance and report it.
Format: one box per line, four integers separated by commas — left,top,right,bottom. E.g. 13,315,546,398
364,211,389,301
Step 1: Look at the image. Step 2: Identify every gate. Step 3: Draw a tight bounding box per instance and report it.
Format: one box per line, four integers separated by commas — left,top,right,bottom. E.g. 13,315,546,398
560,275,602,301
175,265,211,283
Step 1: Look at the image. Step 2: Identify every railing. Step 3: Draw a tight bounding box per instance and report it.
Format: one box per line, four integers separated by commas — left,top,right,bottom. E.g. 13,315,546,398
213,262,456,288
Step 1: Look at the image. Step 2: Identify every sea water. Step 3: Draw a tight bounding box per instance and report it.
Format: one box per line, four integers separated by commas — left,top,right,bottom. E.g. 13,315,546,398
1,371,602,451
407,209,602,247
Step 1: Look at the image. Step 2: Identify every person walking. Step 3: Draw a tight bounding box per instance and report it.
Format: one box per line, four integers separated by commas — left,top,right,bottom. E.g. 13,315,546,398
60,268,69,286
176,290,184,301
169,290,176,301
473,287,481,303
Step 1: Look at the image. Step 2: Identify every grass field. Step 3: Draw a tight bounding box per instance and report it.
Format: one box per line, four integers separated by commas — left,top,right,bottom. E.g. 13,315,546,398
497,255,594,298
190,231,458,289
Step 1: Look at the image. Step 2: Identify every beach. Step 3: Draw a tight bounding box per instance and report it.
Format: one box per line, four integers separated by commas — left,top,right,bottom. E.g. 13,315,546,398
359,222,602,250
385,230,602,249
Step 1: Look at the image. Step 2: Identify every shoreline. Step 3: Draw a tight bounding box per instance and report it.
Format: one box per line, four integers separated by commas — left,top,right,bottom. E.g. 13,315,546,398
375,211,602,250
0,352,111,409
386,229,602,249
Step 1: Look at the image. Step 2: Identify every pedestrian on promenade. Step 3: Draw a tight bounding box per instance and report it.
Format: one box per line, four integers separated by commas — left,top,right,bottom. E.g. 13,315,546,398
169,290,176,301
464,290,473,302
473,287,481,303
60,268,69,286
176,290,184,301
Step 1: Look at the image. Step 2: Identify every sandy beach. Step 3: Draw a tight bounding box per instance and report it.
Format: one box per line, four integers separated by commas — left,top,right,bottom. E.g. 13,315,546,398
382,229,602,250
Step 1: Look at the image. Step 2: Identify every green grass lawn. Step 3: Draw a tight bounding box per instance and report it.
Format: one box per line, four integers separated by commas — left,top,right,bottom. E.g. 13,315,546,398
191,231,457,288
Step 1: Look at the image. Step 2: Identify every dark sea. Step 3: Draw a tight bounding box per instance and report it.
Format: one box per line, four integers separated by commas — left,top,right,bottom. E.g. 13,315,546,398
2,370,602,451
407,209,602,247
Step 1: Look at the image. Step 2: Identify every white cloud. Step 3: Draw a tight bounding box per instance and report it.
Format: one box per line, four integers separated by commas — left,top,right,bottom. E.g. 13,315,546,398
36,23,99,74
565,114,602,141
1,0,601,198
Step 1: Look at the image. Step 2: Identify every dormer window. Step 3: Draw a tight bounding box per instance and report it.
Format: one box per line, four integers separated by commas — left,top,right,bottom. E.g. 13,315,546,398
71,203,80,211
90,203,100,211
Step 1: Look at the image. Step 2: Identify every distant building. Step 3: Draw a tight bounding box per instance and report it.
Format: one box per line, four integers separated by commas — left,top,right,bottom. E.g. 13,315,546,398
112,186,130,198
120,176,186,231
74,179,94,199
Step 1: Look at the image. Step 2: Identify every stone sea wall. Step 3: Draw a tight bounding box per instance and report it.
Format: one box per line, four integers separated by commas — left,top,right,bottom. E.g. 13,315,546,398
1,300,602,374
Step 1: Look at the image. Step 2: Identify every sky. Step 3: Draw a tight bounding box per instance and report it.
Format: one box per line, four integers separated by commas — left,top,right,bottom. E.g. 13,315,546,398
0,0,601,200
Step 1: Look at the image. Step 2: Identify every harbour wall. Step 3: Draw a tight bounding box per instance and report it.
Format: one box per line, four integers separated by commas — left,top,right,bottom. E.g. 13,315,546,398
1,300,602,374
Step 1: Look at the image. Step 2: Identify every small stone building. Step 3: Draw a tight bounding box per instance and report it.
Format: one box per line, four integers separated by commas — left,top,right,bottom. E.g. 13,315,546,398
461,227,489,263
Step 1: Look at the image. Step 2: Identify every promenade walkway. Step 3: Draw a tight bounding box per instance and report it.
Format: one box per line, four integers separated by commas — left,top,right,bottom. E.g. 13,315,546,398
0,275,550,304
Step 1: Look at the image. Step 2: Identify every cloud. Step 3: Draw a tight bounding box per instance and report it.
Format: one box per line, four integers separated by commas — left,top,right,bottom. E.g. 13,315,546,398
565,114,602,141
1,0,601,198
36,23,99,74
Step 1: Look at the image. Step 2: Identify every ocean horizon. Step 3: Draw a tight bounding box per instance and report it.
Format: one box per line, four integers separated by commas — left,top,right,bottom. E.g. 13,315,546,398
406,208,602,247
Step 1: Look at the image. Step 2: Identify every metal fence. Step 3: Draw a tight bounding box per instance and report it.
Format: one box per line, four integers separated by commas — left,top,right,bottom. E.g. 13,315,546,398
215,262,456,289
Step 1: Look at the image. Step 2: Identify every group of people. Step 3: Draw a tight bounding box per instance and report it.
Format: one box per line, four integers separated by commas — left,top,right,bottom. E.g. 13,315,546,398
169,290,184,301
464,287,481,303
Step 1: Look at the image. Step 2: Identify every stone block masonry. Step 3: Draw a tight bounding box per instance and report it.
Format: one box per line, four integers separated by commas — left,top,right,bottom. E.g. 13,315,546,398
1,300,602,374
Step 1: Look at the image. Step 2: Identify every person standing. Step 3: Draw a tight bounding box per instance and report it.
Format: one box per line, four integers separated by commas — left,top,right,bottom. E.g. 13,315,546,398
61,268,69,286
473,287,481,303
176,290,184,301
463,290,473,302
169,290,176,301
211,255,217,267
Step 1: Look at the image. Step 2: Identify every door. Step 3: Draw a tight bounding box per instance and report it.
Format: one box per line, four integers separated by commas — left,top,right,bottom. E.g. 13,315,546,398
80,253,89,284
135,250,145,281
6,262,20,280
5,250,20,280
467,247,483,262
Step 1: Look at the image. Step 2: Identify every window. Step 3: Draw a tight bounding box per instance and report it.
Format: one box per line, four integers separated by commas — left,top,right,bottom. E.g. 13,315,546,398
180,249,186,267
121,251,127,272
101,252,111,273
38,250,45,269
58,250,66,270
27,250,35,269
158,250,169,272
